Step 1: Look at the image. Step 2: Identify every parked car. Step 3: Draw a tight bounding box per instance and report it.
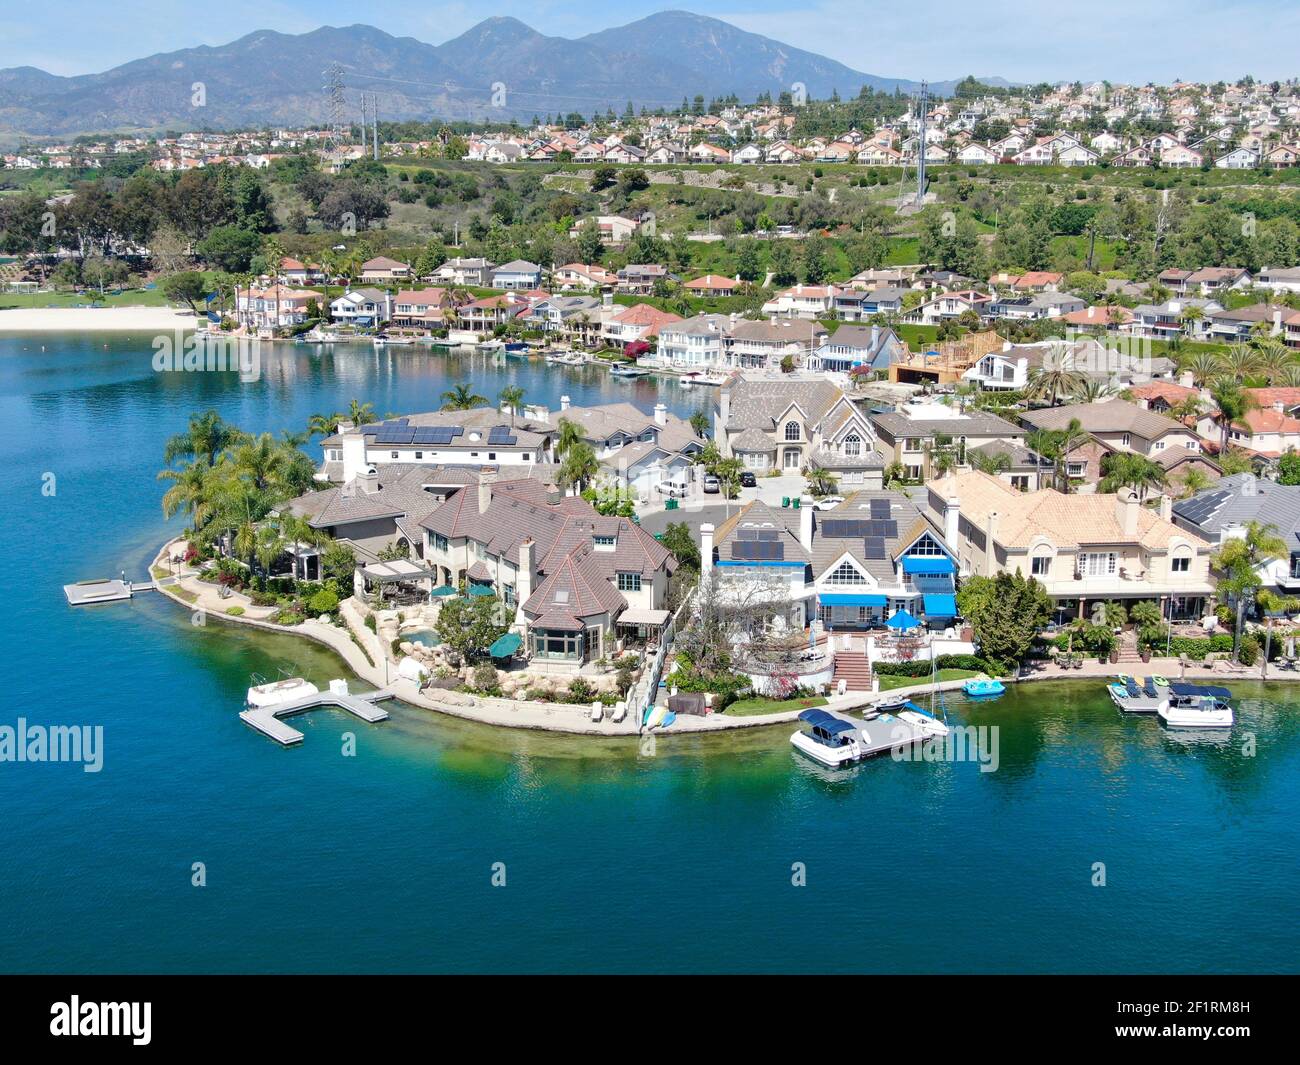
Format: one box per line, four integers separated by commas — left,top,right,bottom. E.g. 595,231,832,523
739,470,757,488
656,477,690,498
702,474,720,494
810,495,845,511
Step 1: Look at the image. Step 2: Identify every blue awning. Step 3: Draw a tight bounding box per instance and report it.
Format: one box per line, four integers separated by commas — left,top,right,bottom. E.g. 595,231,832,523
488,632,522,657
799,709,857,736
818,593,887,607
886,609,921,630
923,593,958,618
902,556,955,575
468,584,495,597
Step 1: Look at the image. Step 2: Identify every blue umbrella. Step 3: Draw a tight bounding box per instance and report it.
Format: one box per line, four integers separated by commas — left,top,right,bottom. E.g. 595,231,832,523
886,609,920,631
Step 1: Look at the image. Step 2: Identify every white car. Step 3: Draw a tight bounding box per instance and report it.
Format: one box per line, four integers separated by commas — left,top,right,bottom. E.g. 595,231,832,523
809,495,845,511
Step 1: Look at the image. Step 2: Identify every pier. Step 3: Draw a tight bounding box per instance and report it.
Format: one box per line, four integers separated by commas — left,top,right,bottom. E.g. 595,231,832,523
239,683,395,746
63,577,168,606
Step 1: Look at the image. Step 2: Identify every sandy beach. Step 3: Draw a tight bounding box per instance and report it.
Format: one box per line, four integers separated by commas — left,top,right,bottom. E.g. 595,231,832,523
0,306,199,333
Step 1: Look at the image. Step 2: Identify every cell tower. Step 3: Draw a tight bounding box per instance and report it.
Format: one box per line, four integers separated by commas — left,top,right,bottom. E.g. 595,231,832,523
324,63,346,145
915,80,929,206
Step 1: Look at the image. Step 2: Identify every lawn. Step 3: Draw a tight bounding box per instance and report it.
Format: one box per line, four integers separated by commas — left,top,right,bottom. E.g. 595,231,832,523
0,287,174,309
724,694,828,716
877,669,980,691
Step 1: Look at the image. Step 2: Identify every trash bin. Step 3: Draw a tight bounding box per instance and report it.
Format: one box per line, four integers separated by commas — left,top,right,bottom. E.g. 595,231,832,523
666,498,678,511
792,497,801,509
781,496,790,508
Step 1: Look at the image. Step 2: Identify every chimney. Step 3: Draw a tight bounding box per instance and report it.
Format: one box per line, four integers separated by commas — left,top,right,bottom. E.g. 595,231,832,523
478,472,496,514
870,322,880,350
943,495,961,548
602,290,613,309
1178,370,1194,388
560,394,571,412
516,537,535,622
986,511,1000,556
654,403,667,427
700,523,715,575
1158,493,1173,522
800,501,814,552
1116,486,1139,536
545,482,561,505
719,390,730,427
358,465,380,495
340,426,367,482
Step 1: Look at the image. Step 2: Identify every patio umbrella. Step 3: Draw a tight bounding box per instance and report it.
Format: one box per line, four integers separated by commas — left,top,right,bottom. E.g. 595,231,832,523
886,609,920,631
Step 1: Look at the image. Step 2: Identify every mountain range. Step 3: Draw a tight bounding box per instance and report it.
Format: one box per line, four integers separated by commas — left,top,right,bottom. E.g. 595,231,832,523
0,11,1009,139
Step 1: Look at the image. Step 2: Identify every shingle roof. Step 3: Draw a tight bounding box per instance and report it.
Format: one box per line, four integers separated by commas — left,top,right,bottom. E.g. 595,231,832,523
1020,399,1185,440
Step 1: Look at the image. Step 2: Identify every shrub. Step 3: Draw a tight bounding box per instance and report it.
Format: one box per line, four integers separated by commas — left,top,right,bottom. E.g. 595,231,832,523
566,677,597,703
472,662,500,692
224,606,245,616
1164,634,1235,660
1238,633,1260,667
308,588,339,615
364,614,377,632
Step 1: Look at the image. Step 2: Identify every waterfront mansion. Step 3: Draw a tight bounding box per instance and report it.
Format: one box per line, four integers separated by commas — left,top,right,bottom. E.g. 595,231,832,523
927,471,1214,622
715,379,885,486
701,490,960,632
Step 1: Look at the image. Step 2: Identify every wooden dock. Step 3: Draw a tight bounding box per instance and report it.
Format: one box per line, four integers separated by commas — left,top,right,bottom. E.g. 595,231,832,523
63,578,161,606
239,686,394,746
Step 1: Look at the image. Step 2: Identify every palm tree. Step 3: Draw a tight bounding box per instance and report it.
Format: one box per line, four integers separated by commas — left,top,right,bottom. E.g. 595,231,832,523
1075,378,1116,403
689,410,711,438
1183,351,1223,387
558,441,599,491
1209,381,1255,453
1252,337,1294,383
306,411,344,438
440,383,488,411
555,417,583,458
347,399,379,426
1026,363,1085,407
1218,343,1260,380
498,384,525,426
968,448,1011,476
1178,467,1211,499
1098,452,1167,497
162,410,247,467
158,458,220,527
1212,520,1288,661
802,463,839,497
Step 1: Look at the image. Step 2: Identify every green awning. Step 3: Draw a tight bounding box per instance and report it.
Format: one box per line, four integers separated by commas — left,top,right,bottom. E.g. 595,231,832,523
489,632,522,657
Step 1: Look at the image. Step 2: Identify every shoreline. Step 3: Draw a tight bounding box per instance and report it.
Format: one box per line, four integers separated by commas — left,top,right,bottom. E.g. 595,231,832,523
147,539,1293,739
0,306,199,333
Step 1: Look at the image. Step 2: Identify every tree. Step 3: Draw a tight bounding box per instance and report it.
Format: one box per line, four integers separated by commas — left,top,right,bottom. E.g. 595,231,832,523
1278,452,1300,486
1211,520,1287,662
1209,381,1255,453
660,521,700,570
195,226,262,273
559,441,599,491
347,399,378,426
956,572,1052,673
1025,363,1086,407
689,410,711,438
1098,452,1168,497
162,410,248,467
803,463,838,497
435,594,509,663
498,384,525,425
161,271,209,314
555,417,583,458
440,383,488,411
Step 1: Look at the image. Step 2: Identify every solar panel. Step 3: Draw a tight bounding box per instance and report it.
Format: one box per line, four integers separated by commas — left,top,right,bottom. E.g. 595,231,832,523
757,529,780,541
488,427,517,445
731,540,785,561
869,498,892,519
737,528,757,540
864,537,888,559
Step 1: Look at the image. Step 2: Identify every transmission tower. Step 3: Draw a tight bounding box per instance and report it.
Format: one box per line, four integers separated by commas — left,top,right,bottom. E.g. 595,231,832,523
323,63,346,145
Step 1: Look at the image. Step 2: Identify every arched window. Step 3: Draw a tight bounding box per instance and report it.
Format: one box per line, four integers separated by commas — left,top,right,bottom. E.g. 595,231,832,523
1171,545,1192,573
784,421,801,441
844,433,861,457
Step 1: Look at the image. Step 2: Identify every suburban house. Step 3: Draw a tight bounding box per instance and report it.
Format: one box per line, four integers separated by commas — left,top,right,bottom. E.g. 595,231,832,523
808,324,907,374
417,476,677,668
278,257,325,285
1131,298,1221,340
716,379,884,486
1206,303,1288,342
553,263,617,291
927,471,1214,622
728,319,827,371
391,288,453,329
683,274,739,298
616,264,671,295
570,215,640,244
316,410,556,482
1173,474,1300,604
359,256,411,284
655,314,731,368
234,285,316,330
490,260,543,290
429,257,494,286
701,491,961,632
1255,266,1300,294
870,398,1028,482
1224,408,1300,457
600,302,682,348
329,288,393,325
762,284,838,319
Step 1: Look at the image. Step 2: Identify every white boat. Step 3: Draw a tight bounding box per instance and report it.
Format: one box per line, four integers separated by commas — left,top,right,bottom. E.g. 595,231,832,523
897,706,951,738
1158,684,1234,729
680,370,726,386
246,675,320,709
790,712,866,767
789,706,949,767
610,364,649,379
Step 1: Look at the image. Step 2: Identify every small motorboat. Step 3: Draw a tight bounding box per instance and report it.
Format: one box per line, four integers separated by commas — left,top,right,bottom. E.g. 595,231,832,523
246,674,319,709
873,693,911,715
1158,684,1234,729
962,677,1006,698
610,364,649,378
790,710,865,767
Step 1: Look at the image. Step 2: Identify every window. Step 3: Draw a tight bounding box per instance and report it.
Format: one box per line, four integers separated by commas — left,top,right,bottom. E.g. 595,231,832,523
826,561,866,586
1066,461,1087,479
784,421,801,441
903,438,922,453
391,451,399,459
1031,554,1051,576
433,534,448,552
594,535,616,548
843,433,862,458
1081,552,1117,577
488,452,496,460
415,451,423,460
1171,555,1190,573
617,572,642,592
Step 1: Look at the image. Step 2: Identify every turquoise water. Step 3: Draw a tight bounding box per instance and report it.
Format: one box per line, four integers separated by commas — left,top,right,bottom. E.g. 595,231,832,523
1,333,1298,973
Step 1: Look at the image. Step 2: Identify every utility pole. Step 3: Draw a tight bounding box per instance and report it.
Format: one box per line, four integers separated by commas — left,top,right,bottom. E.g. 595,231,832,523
360,94,368,147
915,80,929,207
372,93,380,160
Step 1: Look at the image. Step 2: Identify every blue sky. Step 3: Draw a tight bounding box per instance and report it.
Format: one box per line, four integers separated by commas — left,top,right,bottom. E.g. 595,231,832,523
4,1,1298,83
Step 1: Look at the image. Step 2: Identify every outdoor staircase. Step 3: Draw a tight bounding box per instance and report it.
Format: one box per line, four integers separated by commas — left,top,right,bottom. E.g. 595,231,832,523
832,651,874,692
1116,631,1144,666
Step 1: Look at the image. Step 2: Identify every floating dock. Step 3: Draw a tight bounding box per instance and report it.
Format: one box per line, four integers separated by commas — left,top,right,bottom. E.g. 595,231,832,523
63,578,159,605
239,684,395,746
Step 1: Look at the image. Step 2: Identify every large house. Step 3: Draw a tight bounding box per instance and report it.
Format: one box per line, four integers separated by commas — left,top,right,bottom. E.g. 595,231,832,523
317,409,556,482
655,314,731,368
717,379,884,486
391,288,453,329
701,491,961,632
808,324,906,374
234,285,317,330
359,256,411,284
429,257,494,286
870,398,1028,482
728,319,827,371
329,288,393,325
928,471,1214,621
490,260,543,290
